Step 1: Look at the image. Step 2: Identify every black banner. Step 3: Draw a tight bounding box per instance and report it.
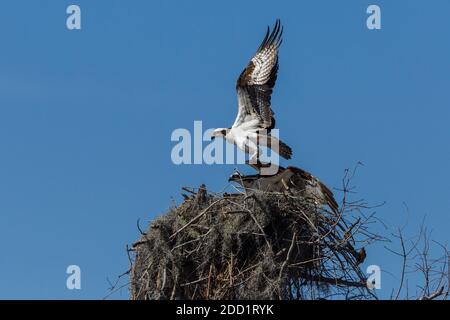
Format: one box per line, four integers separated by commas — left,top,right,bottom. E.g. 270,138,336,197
0,300,447,318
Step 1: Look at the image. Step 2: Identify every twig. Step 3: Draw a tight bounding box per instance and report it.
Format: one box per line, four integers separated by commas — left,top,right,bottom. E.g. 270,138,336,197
419,286,445,300
279,232,297,281
169,199,223,239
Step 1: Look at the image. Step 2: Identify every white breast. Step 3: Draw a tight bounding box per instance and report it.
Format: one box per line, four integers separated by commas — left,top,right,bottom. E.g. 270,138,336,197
227,127,259,155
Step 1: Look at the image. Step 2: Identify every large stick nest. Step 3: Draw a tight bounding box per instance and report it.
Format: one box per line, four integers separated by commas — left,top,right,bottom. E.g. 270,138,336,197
130,181,375,300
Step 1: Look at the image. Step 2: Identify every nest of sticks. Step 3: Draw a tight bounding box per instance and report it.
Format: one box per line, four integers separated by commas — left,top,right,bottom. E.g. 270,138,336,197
130,170,377,300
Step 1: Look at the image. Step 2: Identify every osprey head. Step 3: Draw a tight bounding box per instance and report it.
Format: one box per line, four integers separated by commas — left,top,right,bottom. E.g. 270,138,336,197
228,171,243,182
211,128,229,140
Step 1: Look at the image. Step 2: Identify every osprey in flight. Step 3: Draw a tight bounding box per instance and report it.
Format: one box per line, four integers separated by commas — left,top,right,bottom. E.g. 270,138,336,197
212,20,292,162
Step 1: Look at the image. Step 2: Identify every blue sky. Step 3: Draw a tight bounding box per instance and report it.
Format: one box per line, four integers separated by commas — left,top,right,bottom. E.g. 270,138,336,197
0,0,449,299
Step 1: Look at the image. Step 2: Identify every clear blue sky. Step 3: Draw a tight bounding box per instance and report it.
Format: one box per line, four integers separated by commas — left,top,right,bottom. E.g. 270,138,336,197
0,0,449,299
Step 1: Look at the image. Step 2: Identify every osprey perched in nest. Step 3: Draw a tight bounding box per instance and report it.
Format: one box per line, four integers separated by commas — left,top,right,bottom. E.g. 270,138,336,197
229,166,339,214
212,20,292,162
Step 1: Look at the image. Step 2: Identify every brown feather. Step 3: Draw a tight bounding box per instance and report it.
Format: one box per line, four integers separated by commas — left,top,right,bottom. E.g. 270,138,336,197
236,20,283,130
286,166,339,214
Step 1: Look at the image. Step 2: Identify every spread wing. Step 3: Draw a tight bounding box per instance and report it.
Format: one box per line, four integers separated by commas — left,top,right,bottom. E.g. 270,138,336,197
233,20,283,130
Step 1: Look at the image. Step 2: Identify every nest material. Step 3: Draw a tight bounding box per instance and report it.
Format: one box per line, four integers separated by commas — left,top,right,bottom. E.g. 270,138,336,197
130,184,370,300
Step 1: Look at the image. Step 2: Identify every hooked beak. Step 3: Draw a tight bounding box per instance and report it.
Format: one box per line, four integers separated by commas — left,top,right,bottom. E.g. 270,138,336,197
228,172,241,182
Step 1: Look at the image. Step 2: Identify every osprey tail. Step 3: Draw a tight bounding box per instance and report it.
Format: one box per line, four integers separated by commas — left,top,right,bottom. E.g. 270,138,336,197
318,181,339,214
278,139,293,160
257,134,293,160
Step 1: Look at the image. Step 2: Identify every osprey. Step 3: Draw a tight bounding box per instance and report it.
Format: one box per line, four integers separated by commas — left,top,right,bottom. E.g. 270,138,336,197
212,20,292,162
229,166,339,214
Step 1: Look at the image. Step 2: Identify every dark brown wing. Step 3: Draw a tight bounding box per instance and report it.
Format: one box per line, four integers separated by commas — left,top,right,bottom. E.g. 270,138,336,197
286,166,339,214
